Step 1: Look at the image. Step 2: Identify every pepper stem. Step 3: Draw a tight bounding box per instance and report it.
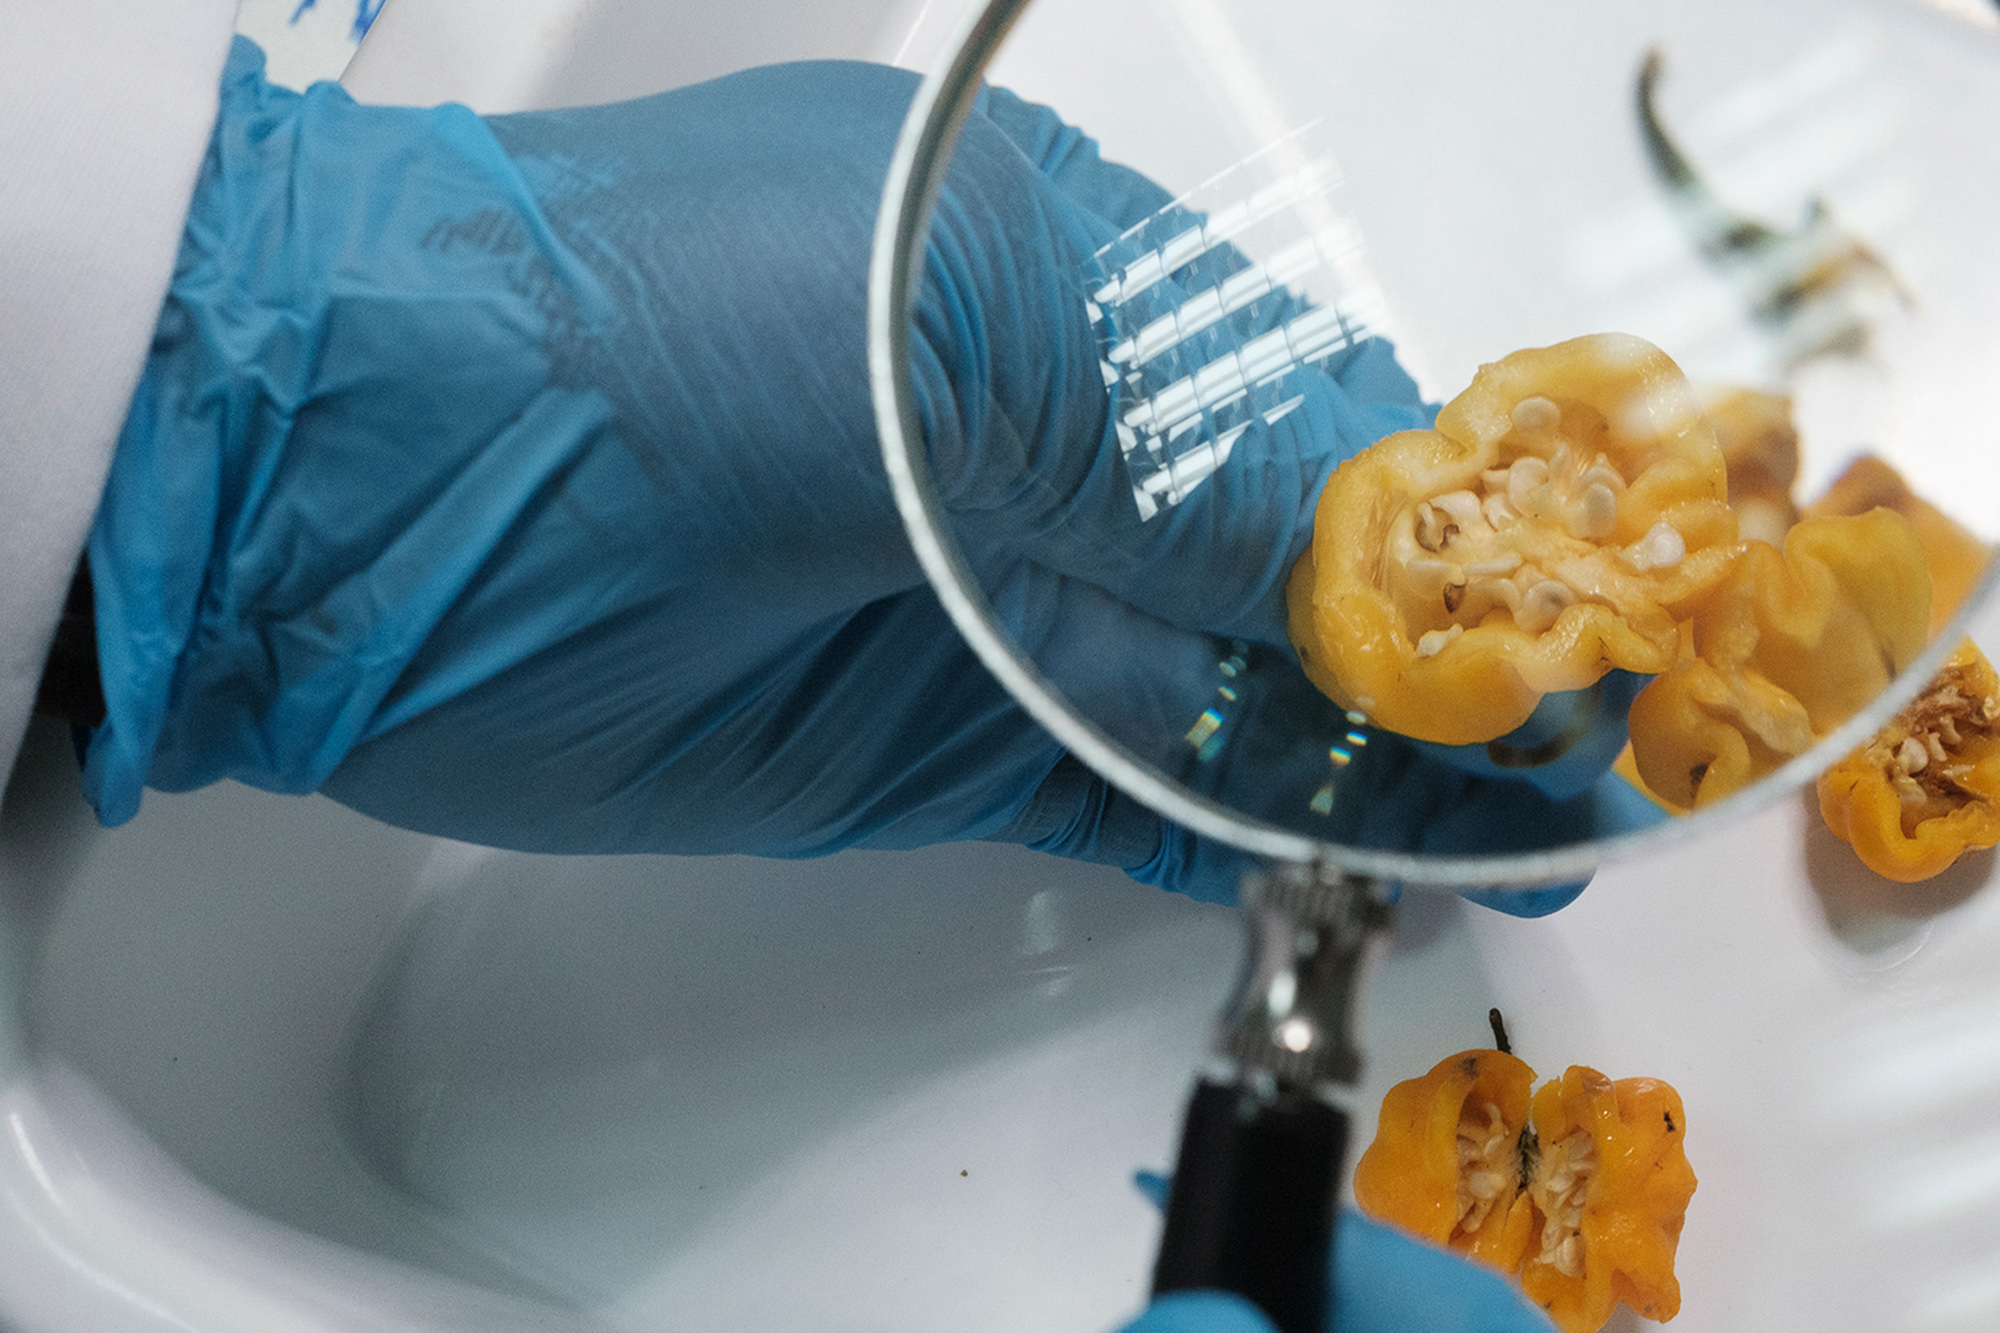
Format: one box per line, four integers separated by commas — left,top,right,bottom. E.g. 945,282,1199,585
1488,1007,1512,1055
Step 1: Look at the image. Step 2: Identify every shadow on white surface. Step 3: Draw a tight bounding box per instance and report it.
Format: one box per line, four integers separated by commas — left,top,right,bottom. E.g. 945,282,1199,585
1799,786,1998,957
6,712,1255,1332
342,837,1241,1300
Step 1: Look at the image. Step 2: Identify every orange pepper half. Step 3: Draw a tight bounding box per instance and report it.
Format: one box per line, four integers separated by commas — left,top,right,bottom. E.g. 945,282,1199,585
1352,1049,1538,1271
1817,639,2000,882
1355,1050,1697,1333
1625,510,1930,808
1287,334,1738,745
1519,1067,1697,1333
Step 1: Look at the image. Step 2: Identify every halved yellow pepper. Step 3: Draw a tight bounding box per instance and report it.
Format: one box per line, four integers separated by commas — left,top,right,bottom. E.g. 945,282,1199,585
1355,1050,1696,1333
1519,1067,1697,1333
1803,454,1992,638
1817,639,2000,881
1288,334,1739,745
1625,509,1930,808
1353,1049,1538,1271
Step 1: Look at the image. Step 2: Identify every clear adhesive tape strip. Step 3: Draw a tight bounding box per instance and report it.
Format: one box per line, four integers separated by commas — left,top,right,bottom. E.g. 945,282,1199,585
1087,126,1395,518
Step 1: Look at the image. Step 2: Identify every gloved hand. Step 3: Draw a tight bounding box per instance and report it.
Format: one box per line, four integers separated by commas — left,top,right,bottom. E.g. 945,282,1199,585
84,39,1659,906
1119,1212,1555,1333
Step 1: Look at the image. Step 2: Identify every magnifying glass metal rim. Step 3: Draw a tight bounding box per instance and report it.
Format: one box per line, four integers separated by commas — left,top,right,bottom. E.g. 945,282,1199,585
866,0,2000,889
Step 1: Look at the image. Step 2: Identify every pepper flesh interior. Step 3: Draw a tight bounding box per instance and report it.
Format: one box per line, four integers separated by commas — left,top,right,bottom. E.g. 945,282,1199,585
1288,333,1738,746
1527,1129,1596,1279
1818,639,2000,881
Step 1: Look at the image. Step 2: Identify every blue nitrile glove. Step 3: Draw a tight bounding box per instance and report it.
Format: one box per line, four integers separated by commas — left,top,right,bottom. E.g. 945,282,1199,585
85,39,1659,907
1117,1212,1555,1333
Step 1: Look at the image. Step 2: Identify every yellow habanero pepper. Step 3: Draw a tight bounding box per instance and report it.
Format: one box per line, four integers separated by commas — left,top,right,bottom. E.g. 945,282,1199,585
1352,1048,1538,1272
1625,509,1931,808
1803,454,1992,637
1287,334,1739,746
1518,1067,1696,1333
1817,639,2000,882
1355,1046,1696,1333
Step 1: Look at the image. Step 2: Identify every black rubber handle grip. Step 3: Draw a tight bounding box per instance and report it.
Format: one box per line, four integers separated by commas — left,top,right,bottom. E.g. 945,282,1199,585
1151,1078,1350,1333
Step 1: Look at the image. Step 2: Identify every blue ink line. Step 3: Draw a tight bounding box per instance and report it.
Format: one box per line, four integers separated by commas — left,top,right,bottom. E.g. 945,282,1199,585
290,0,388,41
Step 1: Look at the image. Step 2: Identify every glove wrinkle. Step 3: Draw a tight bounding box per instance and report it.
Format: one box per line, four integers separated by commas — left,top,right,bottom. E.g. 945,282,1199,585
982,752,1164,871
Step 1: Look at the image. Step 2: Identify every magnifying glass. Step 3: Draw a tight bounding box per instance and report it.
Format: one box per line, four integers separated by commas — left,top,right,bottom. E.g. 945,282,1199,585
868,2,2000,1327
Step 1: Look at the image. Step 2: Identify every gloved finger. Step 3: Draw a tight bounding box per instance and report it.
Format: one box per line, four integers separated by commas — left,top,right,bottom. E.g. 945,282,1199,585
968,75,1344,644
1408,671,1649,803
1116,1292,1277,1333
971,552,1265,901
1212,658,1652,915
917,107,1430,655
979,552,1372,828
986,355,1429,650
972,81,1434,447
1455,880,1590,919
981,739,1595,915
974,84,1174,232
982,754,1259,906
1428,759,1670,917
1335,1213,1556,1333
1401,671,1654,917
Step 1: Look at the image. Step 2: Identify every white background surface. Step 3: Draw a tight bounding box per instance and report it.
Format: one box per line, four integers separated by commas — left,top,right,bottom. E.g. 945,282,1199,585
2,2,1998,1332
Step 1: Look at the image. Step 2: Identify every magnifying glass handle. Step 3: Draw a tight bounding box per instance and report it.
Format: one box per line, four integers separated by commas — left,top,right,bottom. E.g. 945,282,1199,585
1152,1080,1349,1333
1150,866,1388,1333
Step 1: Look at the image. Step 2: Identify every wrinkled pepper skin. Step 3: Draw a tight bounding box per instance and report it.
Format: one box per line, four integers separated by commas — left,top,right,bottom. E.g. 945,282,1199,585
1288,334,1738,746
1353,1049,1538,1271
1627,509,1930,808
1519,1067,1697,1333
1804,454,1993,637
1817,639,2000,882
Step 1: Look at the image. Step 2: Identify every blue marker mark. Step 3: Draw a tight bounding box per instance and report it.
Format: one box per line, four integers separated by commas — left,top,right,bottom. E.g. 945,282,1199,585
290,0,387,41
